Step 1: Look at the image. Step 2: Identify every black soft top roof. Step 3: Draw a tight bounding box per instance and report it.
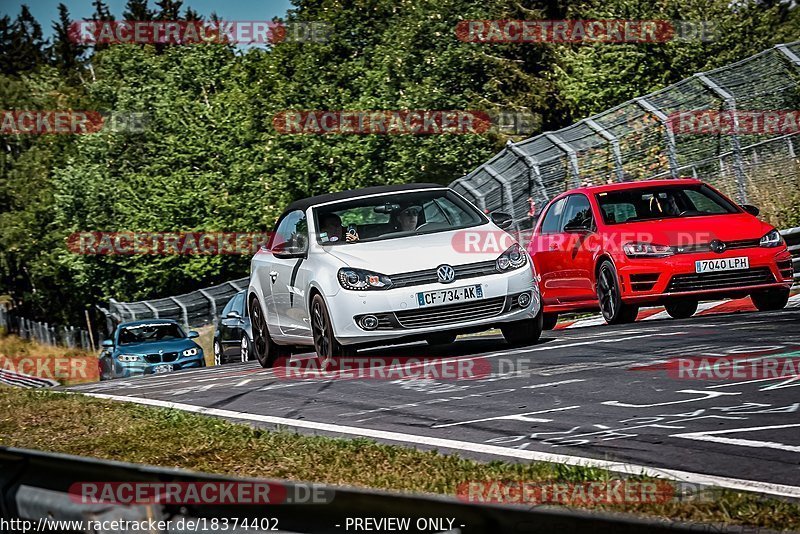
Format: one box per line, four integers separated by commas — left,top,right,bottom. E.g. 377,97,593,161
284,183,446,213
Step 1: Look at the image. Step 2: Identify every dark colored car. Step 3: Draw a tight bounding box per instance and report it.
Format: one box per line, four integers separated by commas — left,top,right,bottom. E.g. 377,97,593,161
528,179,794,326
99,319,205,380
213,290,254,365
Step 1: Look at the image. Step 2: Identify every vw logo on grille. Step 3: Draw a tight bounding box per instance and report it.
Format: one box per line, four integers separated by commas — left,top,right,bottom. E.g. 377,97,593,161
710,239,727,254
437,264,456,284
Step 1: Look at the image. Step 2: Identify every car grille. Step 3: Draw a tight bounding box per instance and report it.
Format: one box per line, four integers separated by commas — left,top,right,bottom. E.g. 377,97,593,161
675,238,761,254
390,260,498,288
666,267,774,293
144,352,179,363
394,296,506,328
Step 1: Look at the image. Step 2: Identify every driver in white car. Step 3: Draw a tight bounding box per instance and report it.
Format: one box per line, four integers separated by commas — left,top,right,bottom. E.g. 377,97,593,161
392,204,422,232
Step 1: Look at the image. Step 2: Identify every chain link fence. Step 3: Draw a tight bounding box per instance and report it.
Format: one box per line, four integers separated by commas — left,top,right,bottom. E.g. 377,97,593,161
100,277,248,331
451,42,800,230
0,307,95,350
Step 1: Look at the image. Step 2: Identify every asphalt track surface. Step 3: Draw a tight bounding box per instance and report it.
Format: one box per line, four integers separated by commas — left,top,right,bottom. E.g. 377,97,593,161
70,298,800,498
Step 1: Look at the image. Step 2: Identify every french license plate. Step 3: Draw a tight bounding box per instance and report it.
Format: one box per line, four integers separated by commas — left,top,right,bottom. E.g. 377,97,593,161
153,364,174,374
417,284,483,306
695,256,749,273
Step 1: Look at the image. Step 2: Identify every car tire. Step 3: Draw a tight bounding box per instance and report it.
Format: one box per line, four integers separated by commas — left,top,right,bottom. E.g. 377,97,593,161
213,340,223,366
311,293,351,365
542,313,558,330
665,300,698,319
501,309,543,346
597,260,639,325
250,297,283,368
240,336,253,362
425,333,457,345
751,288,790,311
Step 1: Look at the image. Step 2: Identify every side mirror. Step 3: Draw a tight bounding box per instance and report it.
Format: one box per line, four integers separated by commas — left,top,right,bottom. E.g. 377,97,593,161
226,311,241,319
490,212,514,230
187,331,199,339
101,339,114,348
741,204,760,216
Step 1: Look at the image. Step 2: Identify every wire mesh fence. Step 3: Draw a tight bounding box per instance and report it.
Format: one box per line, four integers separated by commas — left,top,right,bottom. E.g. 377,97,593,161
451,42,800,230
101,277,248,330
0,307,94,350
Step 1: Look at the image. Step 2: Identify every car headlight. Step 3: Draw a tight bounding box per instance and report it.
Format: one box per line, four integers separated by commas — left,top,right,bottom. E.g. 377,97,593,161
118,354,142,362
337,268,393,290
183,348,199,357
496,243,528,272
623,242,674,258
759,229,782,248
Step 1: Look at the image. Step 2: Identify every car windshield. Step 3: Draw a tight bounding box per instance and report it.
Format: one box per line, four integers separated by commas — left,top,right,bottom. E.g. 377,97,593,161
313,189,486,244
117,323,185,345
595,184,739,225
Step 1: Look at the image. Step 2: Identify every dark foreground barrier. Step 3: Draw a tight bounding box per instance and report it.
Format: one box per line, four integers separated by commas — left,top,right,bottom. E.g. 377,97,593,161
0,447,770,533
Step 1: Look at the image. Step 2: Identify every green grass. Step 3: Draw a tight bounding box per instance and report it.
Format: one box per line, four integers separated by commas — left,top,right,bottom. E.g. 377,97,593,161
0,387,799,530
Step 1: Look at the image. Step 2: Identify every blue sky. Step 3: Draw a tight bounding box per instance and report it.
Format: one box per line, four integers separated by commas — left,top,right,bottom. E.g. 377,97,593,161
1,0,295,38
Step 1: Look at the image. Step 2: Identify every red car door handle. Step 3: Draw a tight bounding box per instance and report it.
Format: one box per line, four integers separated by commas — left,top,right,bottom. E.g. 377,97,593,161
549,243,558,250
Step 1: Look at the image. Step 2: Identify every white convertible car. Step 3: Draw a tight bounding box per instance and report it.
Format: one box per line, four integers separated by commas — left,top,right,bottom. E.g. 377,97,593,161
248,183,542,366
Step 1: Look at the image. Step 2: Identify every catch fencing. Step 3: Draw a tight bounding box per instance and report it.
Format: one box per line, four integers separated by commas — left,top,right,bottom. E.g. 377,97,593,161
450,41,800,230
0,306,94,351
100,277,249,331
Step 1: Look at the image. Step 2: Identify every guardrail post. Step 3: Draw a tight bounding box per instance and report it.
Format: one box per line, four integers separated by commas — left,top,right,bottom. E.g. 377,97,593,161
228,280,243,292
198,289,217,323
141,301,159,319
775,43,800,67
452,177,487,213
544,133,581,187
584,118,625,182
484,162,519,230
634,97,680,179
507,141,550,206
170,297,190,329
695,73,747,204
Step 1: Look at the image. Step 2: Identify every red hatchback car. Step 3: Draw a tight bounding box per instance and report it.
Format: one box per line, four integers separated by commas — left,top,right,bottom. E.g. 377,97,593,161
528,179,794,326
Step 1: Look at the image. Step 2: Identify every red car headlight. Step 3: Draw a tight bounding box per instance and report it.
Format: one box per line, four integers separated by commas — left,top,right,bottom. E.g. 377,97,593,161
623,242,674,258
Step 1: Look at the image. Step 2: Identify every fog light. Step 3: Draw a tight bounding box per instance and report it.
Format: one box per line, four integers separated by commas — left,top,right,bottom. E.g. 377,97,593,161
517,292,531,308
359,315,379,330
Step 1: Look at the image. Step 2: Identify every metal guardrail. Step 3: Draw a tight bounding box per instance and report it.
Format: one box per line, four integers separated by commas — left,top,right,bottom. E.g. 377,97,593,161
0,447,747,533
100,277,249,331
450,41,800,231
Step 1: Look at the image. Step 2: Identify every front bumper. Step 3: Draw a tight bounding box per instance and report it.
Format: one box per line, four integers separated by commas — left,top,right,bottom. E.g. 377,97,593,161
329,266,539,345
617,247,793,304
113,355,205,378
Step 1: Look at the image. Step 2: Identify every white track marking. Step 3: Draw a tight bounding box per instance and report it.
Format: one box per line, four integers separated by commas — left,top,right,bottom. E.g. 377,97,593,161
80,393,800,499
673,423,800,453
431,406,580,428
521,379,585,389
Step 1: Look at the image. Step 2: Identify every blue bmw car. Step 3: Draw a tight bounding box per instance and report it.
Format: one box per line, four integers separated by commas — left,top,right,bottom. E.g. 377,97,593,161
99,319,205,380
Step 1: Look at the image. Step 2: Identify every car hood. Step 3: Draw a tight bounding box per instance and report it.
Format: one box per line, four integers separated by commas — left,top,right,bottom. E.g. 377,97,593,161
321,226,511,273
606,213,773,246
115,339,197,354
